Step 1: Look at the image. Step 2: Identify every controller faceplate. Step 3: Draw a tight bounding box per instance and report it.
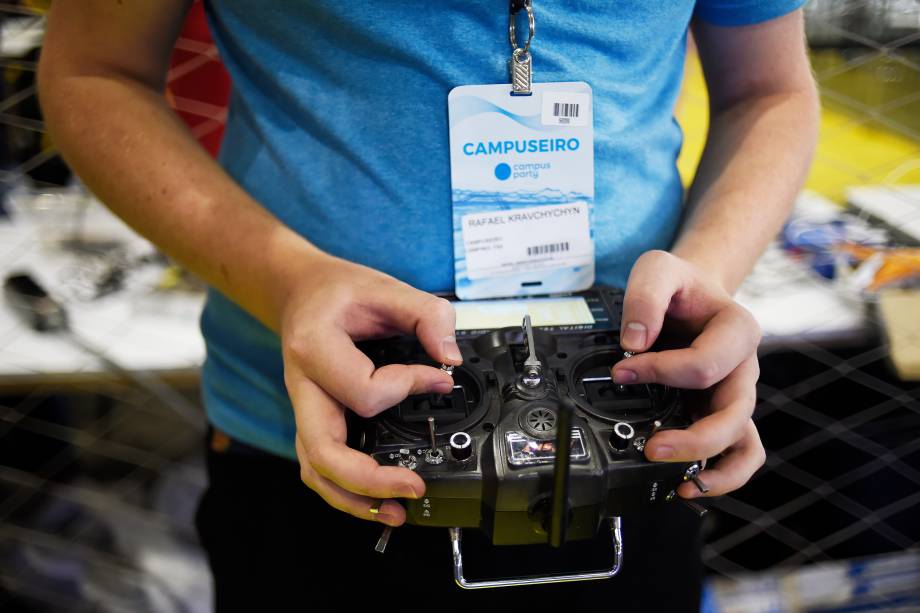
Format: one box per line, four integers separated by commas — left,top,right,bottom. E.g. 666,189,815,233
352,287,693,546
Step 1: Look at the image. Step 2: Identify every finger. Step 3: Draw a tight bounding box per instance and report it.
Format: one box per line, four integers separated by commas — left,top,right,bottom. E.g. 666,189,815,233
612,302,760,389
289,377,426,499
309,435,427,499
288,327,454,417
296,439,408,527
411,294,462,367
362,284,462,366
619,251,684,352
645,356,758,462
677,420,766,498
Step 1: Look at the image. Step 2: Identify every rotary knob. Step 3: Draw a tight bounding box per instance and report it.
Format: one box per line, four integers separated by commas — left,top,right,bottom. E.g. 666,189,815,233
609,421,635,452
449,431,473,462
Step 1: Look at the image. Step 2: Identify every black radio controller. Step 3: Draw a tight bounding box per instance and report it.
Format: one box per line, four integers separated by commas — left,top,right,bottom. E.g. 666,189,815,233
352,287,705,587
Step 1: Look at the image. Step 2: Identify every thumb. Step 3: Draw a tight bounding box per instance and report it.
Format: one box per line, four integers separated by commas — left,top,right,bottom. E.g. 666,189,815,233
375,283,462,366
414,294,463,366
619,251,684,353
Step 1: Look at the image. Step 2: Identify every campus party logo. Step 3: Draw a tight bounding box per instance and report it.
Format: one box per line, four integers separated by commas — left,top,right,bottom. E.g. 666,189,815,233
462,138,580,156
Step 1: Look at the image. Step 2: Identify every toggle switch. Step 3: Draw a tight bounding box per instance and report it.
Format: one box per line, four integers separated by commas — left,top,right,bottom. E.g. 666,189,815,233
684,463,710,494
425,416,445,465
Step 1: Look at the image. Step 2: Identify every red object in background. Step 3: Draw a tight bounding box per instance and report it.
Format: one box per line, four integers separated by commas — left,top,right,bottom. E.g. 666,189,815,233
166,1,231,158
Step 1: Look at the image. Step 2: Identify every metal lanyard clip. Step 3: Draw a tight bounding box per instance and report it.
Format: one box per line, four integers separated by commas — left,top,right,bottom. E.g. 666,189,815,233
508,0,534,95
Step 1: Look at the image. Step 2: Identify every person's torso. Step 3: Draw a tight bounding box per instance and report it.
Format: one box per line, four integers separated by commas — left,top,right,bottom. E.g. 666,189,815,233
200,1,693,457
206,1,691,291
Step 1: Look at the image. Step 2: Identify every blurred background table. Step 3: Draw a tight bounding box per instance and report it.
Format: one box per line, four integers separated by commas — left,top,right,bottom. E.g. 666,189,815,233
0,219,205,393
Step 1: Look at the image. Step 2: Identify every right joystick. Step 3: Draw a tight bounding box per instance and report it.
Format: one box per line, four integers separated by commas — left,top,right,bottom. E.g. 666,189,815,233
609,421,635,452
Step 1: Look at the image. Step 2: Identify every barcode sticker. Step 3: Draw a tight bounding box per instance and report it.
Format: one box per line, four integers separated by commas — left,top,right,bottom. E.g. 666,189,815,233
542,92,590,126
553,103,579,119
527,242,570,256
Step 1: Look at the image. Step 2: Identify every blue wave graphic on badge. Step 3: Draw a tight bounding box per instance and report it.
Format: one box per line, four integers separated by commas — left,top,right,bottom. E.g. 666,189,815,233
449,96,558,131
452,188,591,206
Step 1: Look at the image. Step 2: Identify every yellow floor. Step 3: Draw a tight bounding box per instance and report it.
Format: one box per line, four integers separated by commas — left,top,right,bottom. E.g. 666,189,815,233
676,52,920,203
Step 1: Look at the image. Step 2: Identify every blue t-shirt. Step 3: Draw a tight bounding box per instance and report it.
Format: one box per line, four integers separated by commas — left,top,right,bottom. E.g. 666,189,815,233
201,0,804,459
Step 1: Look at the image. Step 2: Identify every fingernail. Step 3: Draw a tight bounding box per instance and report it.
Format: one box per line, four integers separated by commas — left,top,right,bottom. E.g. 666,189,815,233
622,322,647,351
441,335,462,363
377,513,401,526
613,369,637,384
432,381,454,394
650,445,674,460
396,484,420,499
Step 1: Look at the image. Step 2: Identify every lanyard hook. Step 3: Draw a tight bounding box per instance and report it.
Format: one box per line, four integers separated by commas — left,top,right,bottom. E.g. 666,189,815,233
508,0,534,55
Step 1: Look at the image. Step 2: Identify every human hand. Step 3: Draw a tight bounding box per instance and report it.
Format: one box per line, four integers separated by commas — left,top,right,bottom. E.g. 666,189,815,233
611,250,766,499
281,255,462,526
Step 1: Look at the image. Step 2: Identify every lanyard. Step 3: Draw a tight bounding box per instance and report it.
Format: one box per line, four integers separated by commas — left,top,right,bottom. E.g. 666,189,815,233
508,0,535,95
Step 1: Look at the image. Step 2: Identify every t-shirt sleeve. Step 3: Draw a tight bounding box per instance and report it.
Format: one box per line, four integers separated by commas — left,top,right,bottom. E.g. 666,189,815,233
694,0,807,27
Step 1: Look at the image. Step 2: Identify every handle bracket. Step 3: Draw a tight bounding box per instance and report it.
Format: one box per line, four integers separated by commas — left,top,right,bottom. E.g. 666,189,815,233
448,517,623,590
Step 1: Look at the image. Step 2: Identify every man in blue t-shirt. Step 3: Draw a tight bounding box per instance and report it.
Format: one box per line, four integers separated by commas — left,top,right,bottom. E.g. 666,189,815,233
39,1,817,609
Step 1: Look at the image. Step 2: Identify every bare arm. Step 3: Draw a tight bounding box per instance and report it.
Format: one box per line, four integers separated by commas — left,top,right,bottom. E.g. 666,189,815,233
614,10,818,498
38,0,321,331
40,1,462,526
675,9,820,292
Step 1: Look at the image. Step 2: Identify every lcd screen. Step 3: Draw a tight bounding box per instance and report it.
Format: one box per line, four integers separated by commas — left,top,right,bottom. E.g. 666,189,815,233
453,296,595,331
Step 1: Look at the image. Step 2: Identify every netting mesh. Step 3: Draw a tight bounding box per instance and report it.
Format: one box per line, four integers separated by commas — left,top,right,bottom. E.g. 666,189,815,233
698,1,920,578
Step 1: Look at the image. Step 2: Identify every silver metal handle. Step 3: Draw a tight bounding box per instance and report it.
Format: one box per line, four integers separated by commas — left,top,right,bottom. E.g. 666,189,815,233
448,517,623,590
